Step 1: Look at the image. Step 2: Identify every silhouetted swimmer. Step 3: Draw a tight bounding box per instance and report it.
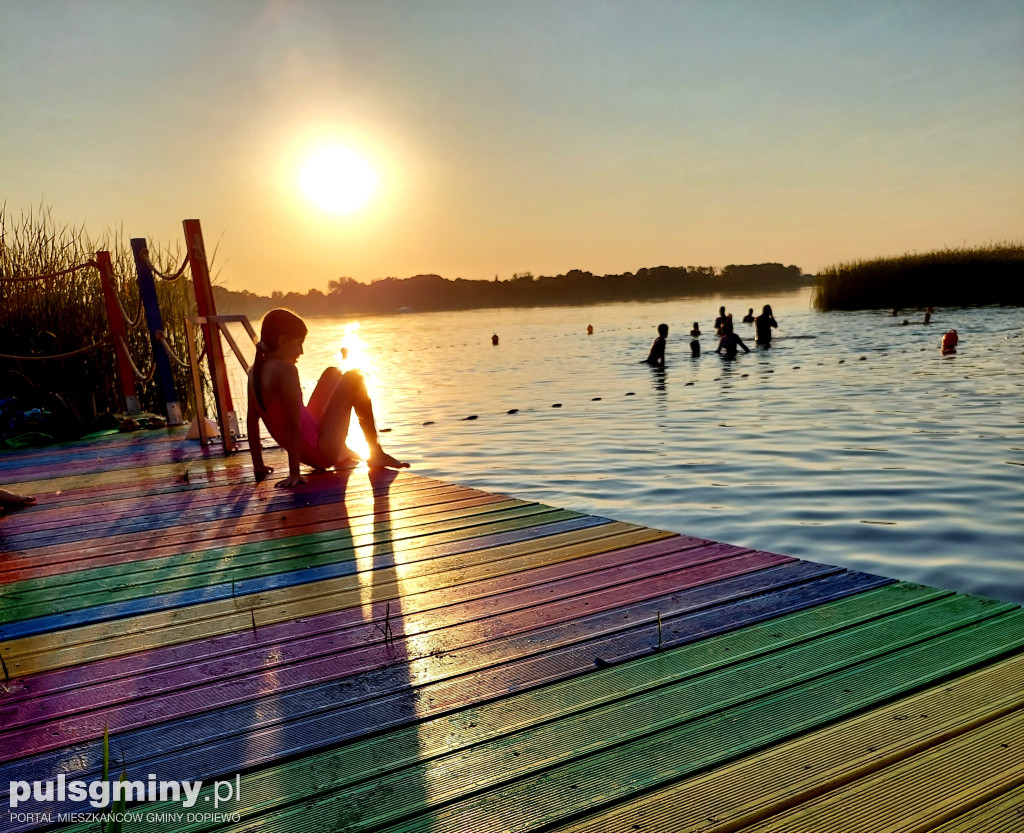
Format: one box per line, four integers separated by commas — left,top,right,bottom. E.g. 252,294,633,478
742,308,755,323
755,304,778,346
587,324,593,335
714,307,730,336
642,323,669,367
689,322,701,338
716,322,750,359
923,312,932,324
491,334,499,345
941,329,959,353
690,339,701,357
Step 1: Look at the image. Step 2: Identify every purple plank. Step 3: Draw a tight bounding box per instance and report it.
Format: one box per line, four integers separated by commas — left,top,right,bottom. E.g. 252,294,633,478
0,548,784,760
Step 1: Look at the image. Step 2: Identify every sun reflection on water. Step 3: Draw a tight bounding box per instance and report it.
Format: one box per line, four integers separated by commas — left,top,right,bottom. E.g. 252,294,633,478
333,322,378,460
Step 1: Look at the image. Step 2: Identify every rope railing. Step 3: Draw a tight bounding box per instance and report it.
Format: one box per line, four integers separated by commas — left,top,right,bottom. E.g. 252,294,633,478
117,335,156,383
0,337,110,361
139,249,189,282
0,260,98,283
155,330,190,368
112,283,145,329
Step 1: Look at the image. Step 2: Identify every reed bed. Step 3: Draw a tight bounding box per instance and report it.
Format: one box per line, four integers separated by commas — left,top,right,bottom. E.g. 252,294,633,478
813,243,1024,311
0,205,199,427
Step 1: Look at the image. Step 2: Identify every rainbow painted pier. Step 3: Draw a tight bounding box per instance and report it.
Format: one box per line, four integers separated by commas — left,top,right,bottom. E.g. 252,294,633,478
1,430,1023,833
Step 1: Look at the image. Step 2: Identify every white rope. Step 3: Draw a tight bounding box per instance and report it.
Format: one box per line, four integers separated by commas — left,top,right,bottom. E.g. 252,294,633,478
140,249,189,282
117,335,156,383
0,260,98,283
0,337,109,361
113,285,144,329
155,330,190,368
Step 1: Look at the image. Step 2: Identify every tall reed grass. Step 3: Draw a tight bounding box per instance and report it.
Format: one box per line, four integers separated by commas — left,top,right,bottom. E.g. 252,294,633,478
813,243,1024,311
0,205,199,424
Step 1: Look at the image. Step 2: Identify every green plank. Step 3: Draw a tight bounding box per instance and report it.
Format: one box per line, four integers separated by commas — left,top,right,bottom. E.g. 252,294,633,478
0,505,579,623
219,594,1016,833
365,609,1024,833
84,582,984,833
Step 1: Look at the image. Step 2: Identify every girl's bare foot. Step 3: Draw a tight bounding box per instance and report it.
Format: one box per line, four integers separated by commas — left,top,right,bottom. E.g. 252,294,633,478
334,446,362,469
367,451,409,470
0,489,36,511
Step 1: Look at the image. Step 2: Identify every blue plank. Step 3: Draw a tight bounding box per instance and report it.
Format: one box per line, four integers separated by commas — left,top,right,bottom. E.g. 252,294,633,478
1,562,872,793
0,515,609,639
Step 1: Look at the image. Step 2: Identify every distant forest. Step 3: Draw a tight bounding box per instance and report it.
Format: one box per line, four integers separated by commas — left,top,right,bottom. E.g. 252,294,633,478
213,262,810,319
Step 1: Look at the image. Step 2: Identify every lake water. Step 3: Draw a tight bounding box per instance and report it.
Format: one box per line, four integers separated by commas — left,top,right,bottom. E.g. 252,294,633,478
236,289,1024,606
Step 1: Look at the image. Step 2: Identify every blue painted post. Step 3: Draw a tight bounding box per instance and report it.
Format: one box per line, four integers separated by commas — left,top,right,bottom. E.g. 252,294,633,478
131,238,183,425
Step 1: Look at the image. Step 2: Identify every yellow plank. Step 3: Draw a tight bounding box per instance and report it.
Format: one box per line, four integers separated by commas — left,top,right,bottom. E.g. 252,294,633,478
737,705,1024,833
554,651,1024,833
927,780,1024,833
2,523,671,675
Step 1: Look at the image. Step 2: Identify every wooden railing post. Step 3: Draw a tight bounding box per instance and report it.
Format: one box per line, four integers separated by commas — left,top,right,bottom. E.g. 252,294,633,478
131,238,183,425
96,250,140,414
182,218,236,452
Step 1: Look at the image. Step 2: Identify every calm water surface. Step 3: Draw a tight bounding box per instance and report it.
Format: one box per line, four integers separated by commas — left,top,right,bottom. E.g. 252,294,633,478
249,289,1023,605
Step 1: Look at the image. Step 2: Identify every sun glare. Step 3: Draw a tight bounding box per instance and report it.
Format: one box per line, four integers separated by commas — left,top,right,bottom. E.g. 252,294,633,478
334,322,376,458
299,146,378,214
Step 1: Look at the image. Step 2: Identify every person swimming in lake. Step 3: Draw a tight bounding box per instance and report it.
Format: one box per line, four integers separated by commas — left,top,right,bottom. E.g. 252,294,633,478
742,308,755,323
643,323,669,367
755,304,778,346
689,322,701,338
247,309,407,487
716,321,750,359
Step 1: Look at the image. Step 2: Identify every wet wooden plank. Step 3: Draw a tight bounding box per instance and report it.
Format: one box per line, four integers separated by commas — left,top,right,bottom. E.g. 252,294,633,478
1,431,1021,833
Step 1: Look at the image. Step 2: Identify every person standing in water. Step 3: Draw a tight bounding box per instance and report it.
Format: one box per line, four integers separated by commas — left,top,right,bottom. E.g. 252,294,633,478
247,309,407,487
714,306,732,336
643,323,669,367
755,304,778,346
742,308,755,323
716,321,750,358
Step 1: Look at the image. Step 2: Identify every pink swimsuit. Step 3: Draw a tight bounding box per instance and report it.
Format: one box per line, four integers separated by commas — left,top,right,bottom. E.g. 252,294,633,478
262,399,333,469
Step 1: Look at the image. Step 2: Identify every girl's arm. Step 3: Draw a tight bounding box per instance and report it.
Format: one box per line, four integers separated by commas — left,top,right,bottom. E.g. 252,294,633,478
246,385,273,480
276,364,306,487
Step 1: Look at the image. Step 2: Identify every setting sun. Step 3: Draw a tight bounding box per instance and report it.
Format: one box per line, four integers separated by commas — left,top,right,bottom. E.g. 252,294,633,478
298,145,378,215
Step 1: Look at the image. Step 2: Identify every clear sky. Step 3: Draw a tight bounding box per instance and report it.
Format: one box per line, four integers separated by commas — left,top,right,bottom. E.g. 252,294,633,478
2,0,1022,294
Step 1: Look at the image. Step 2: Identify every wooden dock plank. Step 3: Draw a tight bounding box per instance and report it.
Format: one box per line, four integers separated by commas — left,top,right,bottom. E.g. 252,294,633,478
0,521,649,705
927,781,1024,833
734,709,1024,832
56,591,1014,833
1,429,1021,833
553,652,1024,833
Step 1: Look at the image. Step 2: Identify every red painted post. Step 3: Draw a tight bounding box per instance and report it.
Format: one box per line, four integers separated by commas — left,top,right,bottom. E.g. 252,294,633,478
96,250,140,414
182,218,236,451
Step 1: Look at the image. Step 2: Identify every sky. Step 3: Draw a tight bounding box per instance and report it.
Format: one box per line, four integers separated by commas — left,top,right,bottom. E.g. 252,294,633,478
2,0,1022,295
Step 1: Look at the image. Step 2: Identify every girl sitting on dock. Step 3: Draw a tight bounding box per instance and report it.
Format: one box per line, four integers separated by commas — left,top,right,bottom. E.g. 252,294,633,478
247,309,408,486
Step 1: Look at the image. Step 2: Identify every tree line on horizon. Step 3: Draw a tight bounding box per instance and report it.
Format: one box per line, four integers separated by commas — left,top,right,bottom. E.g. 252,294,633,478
214,262,809,318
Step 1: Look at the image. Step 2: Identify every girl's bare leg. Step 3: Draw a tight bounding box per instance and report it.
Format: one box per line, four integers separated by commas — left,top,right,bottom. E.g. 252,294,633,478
317,370,408,469
307,368,342,421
